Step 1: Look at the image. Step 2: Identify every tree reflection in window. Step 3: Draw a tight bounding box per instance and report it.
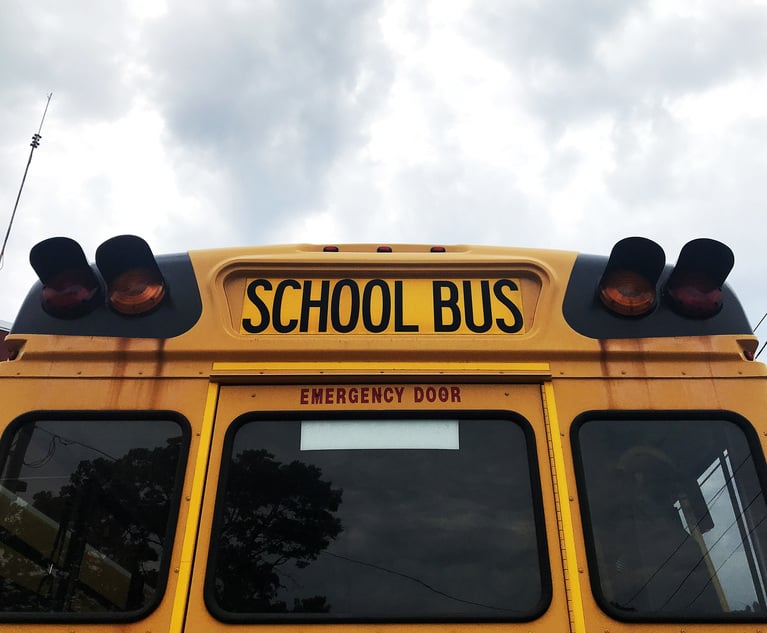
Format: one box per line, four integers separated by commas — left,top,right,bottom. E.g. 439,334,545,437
211,448,343,613
0,418,187,616
208,417,547,621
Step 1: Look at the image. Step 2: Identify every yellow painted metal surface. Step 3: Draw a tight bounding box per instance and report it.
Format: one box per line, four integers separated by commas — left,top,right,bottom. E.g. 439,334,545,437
0,242,765,633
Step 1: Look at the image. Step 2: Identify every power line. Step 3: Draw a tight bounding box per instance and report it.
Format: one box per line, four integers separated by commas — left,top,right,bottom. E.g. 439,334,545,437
0,93,53,269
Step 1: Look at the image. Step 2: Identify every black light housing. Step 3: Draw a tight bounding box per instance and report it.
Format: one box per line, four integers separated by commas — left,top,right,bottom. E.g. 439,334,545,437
29,237,102,318
96,235,166,316
598,237,666,317
665,238,734,319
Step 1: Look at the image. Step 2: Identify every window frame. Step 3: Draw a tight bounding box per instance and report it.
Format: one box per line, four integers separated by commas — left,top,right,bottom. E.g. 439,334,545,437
571,409,767,624
0,410,191,624
204,409,552,624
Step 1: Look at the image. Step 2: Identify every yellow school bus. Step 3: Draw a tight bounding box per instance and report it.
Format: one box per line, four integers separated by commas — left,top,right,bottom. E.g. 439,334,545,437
0,234,766,633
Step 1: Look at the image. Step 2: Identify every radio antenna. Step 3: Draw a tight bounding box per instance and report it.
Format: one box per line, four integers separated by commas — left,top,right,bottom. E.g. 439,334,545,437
0,93,53,269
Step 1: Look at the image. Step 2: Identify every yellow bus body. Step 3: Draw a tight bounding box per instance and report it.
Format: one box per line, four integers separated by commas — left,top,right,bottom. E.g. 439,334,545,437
0,239,765,633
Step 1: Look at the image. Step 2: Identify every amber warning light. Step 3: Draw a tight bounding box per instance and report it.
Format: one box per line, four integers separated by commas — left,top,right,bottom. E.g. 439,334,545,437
664,238,733,319
598,237,734,320
96,236,166,315
30,237,102,318
30,235,167,319
599,237,665,317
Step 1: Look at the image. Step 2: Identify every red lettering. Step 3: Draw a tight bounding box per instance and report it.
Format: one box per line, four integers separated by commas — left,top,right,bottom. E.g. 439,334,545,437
301,384,460,407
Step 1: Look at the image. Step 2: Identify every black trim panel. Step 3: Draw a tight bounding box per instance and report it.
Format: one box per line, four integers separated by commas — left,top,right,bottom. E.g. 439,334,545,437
11,254,202,338
563,254,753,339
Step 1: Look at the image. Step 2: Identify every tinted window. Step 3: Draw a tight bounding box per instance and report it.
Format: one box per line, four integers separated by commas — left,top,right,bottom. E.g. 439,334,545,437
0,415,188,618
207,416,548,621
575,416,767,621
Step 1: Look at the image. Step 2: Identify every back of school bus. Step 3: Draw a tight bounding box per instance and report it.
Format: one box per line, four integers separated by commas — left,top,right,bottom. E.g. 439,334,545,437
0,234,766,633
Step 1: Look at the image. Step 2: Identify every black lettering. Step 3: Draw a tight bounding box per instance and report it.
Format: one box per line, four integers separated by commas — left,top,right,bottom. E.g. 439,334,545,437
331,279,360,333
433,281,460,332
242,279,271,333
463,280,492,333
273,280,300,333
394,281,418,332
362,279,391,333
300,280,330,332
494,279,524,333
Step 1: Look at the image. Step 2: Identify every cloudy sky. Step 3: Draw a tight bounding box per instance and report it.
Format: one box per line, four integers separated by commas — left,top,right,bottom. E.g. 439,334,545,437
1,0,766,330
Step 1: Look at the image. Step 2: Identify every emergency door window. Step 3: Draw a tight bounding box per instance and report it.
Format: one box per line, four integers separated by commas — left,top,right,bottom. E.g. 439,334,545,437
575,416,767,622
0,414,188,619
206,415,549,622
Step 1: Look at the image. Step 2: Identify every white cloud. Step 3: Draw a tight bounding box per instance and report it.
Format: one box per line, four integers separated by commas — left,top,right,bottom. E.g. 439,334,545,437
0,0,765,327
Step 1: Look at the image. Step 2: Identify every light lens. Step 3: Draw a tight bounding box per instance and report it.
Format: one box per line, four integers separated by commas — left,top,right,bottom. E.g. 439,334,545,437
666,272,723,318
41,270,100,318
108,268,166,315
599,269,656,316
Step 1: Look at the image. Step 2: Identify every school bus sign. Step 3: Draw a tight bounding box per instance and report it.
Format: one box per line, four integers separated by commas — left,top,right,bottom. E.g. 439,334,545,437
240,277,525,335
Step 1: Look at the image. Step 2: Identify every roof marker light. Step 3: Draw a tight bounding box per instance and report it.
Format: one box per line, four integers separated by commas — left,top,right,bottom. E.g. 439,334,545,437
665,239,734,319
30,237,102,318
377,246,392,252
323,246,339,252
598,237,665,317
96,235,166,316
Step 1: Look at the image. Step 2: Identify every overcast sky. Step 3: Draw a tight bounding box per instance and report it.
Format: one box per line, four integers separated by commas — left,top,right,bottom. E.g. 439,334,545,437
1,0,766,329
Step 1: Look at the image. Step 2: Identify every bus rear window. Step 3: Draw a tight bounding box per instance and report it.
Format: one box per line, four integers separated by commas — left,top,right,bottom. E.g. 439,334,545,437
206,415,549,622
0,414,188,620
575,415,767,621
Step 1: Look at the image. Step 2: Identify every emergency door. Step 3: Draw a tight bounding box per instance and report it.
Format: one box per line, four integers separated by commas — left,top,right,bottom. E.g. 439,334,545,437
183,381,573,632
